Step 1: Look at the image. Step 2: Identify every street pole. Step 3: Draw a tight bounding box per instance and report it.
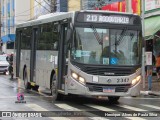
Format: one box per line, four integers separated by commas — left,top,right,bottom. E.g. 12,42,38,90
126,0,132,13
125,0,145,88
0,2,2,52
141,0,145,89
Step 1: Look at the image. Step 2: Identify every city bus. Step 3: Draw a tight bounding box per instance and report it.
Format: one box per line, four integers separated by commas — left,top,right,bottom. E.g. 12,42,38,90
14,10,142,102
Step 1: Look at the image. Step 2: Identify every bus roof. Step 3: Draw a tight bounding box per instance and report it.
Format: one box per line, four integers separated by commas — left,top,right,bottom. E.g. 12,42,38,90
16,12,74,28
16,10,139,28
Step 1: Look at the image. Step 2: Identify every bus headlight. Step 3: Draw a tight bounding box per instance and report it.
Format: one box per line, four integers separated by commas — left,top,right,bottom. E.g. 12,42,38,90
71,71,85,85
131,75,141,86
79,77,85,84
71,72,78,79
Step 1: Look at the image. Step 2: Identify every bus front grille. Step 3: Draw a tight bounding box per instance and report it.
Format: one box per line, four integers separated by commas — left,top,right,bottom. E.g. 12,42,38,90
71,61,138,76
86,83,131,92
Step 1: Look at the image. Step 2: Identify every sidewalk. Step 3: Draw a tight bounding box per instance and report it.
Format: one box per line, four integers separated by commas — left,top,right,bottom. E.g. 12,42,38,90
140,76,160,96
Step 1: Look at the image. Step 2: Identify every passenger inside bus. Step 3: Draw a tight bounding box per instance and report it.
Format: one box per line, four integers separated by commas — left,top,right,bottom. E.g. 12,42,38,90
89,51,97,64
101,46,109,63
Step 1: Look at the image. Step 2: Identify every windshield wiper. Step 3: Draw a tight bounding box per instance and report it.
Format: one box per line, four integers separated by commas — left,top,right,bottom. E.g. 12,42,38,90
90,24,103,45
116,27,128,45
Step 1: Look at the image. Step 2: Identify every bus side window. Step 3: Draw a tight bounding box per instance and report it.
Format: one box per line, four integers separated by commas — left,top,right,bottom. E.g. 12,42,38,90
52,24,59,50
53,41,58,50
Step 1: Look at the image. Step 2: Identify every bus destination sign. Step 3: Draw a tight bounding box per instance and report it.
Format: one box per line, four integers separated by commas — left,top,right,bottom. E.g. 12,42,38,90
84,14,129,24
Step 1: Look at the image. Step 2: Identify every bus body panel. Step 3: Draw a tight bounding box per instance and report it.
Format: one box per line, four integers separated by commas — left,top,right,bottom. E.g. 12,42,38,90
66,61,141,96
67,76,140,96
14,10,142,98
35,50,58,88
19,50,31,80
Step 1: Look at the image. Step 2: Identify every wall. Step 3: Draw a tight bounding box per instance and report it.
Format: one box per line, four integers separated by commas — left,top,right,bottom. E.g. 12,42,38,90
15,0,30,24
57,0,68,12
1,0,30,53
145,0,160,18
68,0,81,11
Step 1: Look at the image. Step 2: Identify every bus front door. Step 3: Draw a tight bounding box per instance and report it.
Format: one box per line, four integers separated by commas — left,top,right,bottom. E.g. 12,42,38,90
57,22,68,92
15,31,22,77
30,28,38,84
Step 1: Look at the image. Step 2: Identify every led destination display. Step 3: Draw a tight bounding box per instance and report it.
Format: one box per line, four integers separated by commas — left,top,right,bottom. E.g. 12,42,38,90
84,14,129,24
76,12,141,25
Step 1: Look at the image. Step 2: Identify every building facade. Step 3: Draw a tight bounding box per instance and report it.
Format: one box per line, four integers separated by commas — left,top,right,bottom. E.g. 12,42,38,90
1,0,31,54
33,0,51,19
144,0,160,56
68,0,80,11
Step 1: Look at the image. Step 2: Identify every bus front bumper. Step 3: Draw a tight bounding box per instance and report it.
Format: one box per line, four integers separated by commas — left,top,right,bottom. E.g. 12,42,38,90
67,77,141,97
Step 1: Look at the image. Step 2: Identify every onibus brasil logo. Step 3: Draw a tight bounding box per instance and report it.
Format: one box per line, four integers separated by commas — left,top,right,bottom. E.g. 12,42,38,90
15,93,26,103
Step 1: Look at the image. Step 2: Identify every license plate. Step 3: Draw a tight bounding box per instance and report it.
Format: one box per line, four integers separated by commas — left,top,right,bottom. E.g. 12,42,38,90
103,88,115,93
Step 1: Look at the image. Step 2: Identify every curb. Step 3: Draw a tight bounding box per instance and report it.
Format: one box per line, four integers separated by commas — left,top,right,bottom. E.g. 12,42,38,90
140,91,160,96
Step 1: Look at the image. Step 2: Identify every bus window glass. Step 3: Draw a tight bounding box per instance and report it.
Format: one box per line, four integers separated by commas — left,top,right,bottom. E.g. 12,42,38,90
110,30,140,65
71,27,141,66
21,27,31,49
53,25,59,50
38,23,58,50
72,27,109,64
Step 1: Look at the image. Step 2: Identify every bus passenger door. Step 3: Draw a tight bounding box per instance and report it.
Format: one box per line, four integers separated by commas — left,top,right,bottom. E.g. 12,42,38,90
57,22,69,91
30,28,38,83
15,31,22,77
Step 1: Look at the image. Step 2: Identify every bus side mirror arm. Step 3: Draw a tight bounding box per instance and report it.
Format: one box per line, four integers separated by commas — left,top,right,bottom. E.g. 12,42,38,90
66,21,73,42
66,29,72,42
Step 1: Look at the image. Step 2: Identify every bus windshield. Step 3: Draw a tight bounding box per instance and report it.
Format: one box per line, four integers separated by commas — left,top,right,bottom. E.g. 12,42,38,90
71,27,142,66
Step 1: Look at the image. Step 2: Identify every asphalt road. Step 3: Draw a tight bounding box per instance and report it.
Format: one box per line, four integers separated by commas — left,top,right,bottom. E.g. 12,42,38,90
0,74,160,120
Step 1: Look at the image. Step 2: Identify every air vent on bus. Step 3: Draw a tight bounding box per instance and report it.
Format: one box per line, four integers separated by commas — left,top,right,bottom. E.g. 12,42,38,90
86,83,131,92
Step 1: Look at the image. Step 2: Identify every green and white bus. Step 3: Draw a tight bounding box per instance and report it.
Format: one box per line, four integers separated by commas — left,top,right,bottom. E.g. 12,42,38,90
14,10,142,102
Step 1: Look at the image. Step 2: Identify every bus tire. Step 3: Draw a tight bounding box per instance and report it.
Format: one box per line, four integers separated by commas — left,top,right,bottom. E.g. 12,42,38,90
23,68,31,90
108,96,120,102
32,85,39,91
51,75,63,101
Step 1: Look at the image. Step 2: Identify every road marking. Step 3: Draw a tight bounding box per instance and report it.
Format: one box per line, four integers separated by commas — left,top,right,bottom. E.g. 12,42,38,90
25,104,70,120
141,104,160,110
127,117,146,120
55,103,110,119
116,105,147,111
89,117,109,120
86,104,147,120
25,104,48,111
85,104,115,111
55,103,81,111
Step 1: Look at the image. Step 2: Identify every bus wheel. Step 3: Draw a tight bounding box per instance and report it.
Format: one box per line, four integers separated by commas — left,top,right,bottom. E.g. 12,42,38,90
24,69,31,90
108,96,120,102
51,75,63,101
32,85,39,91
